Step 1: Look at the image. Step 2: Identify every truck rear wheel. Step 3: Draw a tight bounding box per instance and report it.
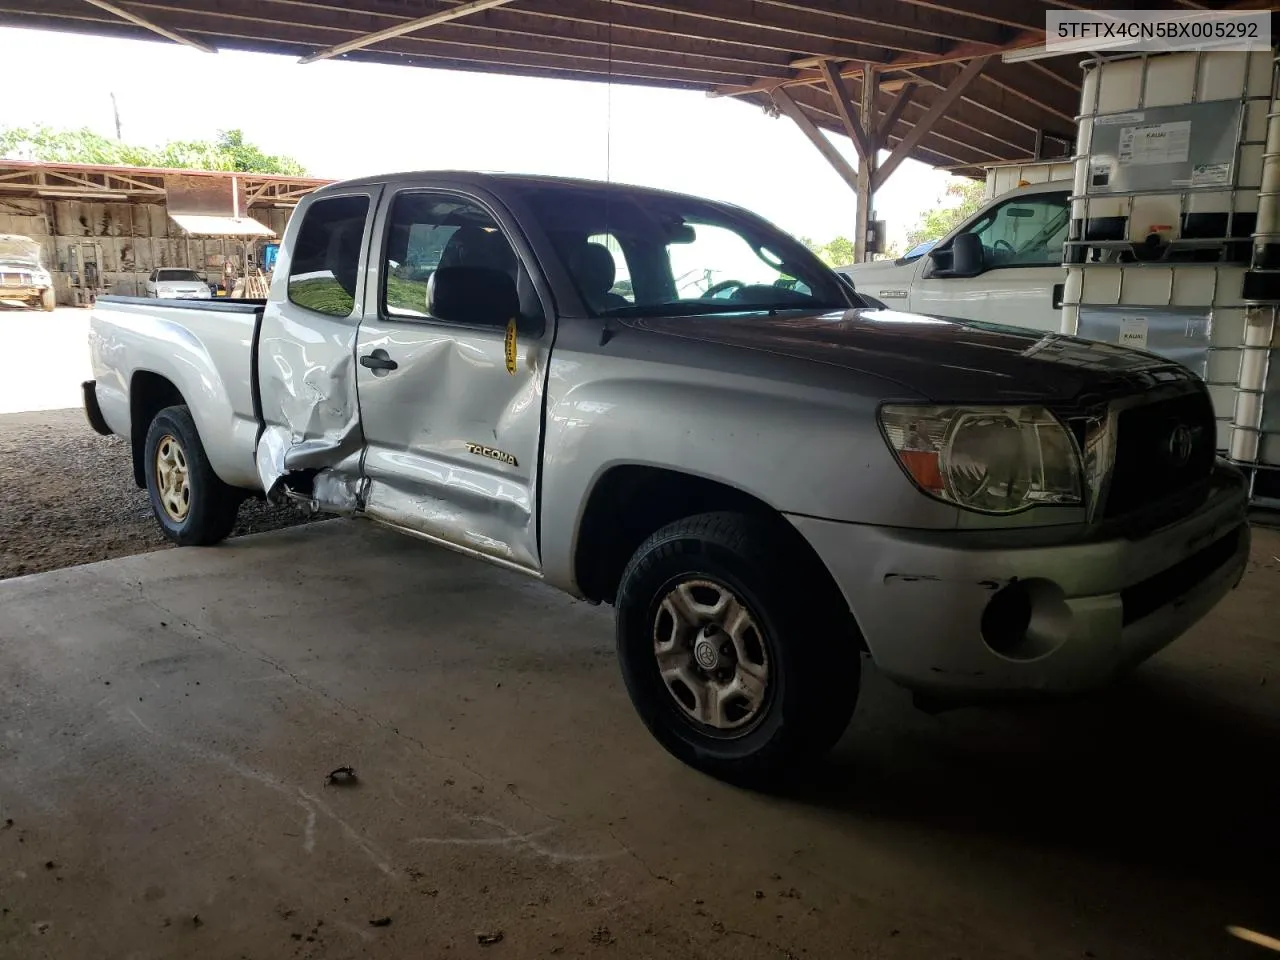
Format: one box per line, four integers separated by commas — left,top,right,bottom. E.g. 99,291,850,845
143,405,241,546
615,511,860,784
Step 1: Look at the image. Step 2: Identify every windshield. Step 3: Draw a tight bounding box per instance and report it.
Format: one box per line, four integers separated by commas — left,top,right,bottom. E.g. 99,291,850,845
157,269,202,282
515,182,851,318
901,239,937,261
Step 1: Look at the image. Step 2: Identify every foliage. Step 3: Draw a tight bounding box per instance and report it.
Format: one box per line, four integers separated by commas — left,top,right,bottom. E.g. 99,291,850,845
0,126,306,175
288,276,353,316
802,234,857,267
904,177,984,250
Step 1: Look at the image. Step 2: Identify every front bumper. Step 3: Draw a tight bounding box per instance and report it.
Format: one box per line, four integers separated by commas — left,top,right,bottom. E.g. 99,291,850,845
789,466,1250,699
0,285,44,300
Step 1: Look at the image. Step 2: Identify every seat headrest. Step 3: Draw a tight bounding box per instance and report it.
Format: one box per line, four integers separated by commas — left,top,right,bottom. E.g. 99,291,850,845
439,225,516,274
571,242,617,297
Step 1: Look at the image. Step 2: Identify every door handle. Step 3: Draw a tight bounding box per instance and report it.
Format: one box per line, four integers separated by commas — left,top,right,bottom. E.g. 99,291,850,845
1052,282,1065,310
360,352,398,372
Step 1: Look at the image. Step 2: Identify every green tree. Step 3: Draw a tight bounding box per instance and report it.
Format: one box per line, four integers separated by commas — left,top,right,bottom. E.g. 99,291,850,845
802,234,857,266
822,235,855,266
904,177,984,250
0,125,306,175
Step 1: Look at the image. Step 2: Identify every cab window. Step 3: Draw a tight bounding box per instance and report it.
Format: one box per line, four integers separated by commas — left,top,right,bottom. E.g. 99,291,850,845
382,191,543,332
954,192,1069,269
287,195,370,318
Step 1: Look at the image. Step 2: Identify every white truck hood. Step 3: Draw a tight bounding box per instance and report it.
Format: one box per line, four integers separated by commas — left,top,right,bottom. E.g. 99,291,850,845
839,258,916,285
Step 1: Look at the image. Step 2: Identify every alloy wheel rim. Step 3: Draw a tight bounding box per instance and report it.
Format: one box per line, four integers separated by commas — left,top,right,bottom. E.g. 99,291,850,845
652,578,770,732
154,434,191,522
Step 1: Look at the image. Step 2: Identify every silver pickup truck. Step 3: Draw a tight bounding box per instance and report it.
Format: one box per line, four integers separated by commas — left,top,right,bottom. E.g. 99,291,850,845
84,172,1250,782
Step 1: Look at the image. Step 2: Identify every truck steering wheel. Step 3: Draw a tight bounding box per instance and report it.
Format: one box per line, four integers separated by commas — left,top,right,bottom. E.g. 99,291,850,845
703,279,745,299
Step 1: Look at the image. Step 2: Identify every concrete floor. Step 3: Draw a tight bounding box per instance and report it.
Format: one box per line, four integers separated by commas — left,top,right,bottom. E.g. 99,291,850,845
1,521,1277,960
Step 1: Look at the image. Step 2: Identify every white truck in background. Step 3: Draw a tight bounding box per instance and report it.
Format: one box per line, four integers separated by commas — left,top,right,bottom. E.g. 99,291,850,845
836,179,1071,333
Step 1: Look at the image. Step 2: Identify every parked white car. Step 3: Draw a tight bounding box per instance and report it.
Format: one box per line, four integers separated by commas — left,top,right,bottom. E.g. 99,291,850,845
145,268,211,300
0,234,55,311
837,180,1070,333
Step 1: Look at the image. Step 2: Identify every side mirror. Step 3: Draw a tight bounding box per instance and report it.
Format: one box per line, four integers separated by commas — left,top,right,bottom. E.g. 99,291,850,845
426,266,519,327
950,233,985,277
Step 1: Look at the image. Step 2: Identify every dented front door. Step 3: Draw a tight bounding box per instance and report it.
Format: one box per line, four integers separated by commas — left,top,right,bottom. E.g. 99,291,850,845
353,187,552,573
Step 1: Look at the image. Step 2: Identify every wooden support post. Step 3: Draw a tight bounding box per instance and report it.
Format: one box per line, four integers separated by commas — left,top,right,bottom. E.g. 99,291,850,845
873,55,991,192
855,64,878,263
771,87,860,195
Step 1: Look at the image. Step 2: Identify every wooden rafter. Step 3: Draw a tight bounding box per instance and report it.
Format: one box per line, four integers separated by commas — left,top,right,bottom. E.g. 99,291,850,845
876,82,918,144
81,0,215,52
770,87,860,193
874,54,991,188
299,0,518,63
818,60,871,158
711,31,1040,97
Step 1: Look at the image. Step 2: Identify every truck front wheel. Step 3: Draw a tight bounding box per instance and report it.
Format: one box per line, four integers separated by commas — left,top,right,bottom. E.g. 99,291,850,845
40,288,55,311
143,405,242,546
615,511,860,784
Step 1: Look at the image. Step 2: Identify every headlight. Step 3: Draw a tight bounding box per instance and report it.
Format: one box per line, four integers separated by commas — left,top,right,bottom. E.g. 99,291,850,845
32,269,50,285
157,286,173,296
879,404,1082,514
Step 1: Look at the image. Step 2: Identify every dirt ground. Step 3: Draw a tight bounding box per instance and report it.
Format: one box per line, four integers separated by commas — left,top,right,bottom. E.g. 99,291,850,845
0,408,309,580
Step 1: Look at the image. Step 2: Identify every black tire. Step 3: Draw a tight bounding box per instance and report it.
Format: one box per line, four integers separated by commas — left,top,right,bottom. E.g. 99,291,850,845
143,405,242,546
615,511,861,784
40,289,55,312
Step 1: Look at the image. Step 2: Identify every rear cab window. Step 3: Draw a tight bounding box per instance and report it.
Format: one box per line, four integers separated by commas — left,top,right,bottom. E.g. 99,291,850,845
288,195,371,318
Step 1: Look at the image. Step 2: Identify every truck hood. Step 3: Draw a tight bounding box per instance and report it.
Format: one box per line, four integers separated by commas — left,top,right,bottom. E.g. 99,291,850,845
839,258,915,282
0,236,42,266
627,307,1181,404
0,257,42,271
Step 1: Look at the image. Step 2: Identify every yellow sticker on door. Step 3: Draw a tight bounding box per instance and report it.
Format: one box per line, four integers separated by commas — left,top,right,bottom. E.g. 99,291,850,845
504,318,517,375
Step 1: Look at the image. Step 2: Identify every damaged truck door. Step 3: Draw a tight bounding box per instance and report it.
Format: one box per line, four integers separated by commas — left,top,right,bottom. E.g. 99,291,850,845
354,189,550,571
256,189,379,504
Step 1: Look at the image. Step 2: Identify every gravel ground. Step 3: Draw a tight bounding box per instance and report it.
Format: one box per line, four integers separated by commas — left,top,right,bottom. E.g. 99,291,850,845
0,407,311,581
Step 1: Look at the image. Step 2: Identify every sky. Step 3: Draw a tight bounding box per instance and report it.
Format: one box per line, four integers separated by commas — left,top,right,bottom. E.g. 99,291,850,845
0,26,956,250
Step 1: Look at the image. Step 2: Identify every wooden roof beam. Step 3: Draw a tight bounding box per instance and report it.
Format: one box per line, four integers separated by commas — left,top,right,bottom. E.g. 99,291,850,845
770,87,861,194
818,59,871,158
874,54,991,189
710,31,1040,97
81,0,215,52
876,82,918,145
749,0,1013,47
786,85,1007,167
298,0,517,64
612,0,941,57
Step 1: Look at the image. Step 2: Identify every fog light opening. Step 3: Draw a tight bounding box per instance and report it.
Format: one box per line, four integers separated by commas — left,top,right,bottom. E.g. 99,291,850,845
981,581,1032,656
980,578,1072,661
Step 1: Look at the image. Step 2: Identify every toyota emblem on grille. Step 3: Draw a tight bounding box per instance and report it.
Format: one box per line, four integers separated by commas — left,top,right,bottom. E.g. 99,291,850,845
1167,423,1194,467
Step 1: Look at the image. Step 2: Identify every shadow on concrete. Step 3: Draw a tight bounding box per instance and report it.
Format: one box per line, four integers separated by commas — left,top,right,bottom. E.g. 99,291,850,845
776,663,1280,954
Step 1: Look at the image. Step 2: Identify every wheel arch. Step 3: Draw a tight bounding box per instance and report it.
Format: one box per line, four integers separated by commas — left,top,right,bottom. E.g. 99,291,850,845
572,464,854,639
129,370,186,488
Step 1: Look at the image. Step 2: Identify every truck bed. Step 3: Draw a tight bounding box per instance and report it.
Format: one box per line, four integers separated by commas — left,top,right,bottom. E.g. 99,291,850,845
89,295,267,491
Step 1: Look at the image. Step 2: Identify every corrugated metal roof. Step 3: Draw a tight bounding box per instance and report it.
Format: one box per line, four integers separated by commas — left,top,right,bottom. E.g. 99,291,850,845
169,214,276,237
